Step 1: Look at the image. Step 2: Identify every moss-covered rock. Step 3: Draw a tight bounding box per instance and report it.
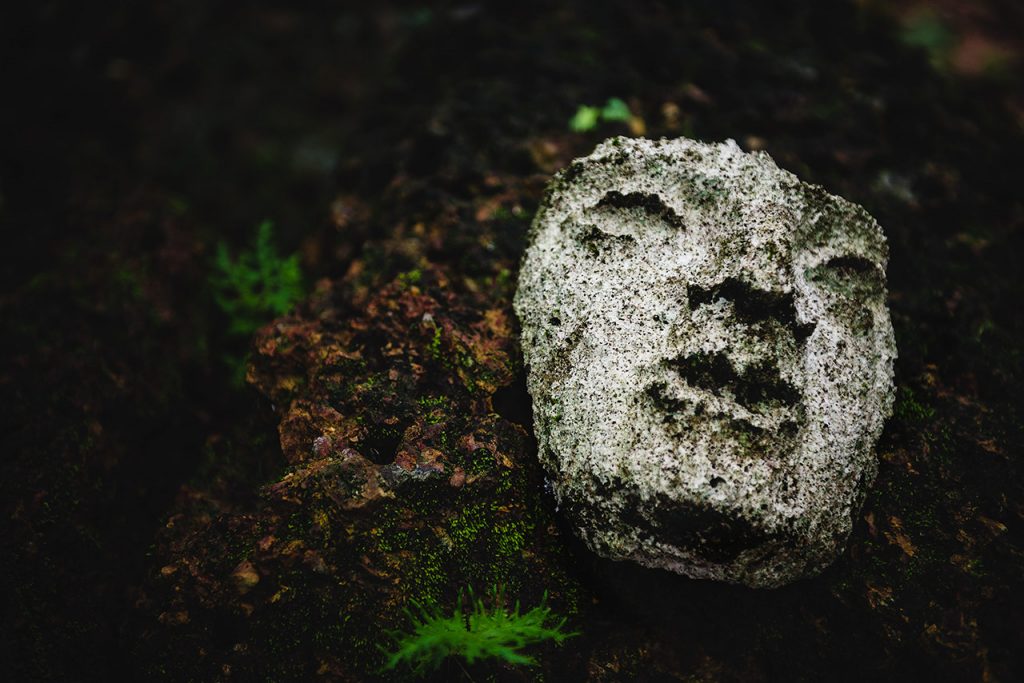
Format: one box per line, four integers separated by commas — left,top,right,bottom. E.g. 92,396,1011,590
135,267,582,680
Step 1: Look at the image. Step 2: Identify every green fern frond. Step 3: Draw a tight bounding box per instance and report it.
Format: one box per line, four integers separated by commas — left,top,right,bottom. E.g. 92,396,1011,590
381,585,577,675
209,220,304,336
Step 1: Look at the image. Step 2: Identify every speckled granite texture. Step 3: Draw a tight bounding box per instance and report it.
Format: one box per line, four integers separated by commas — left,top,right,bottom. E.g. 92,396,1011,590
515,136,896,587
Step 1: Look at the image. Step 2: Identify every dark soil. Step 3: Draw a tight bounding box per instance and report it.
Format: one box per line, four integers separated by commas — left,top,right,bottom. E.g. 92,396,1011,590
2,1,1022,681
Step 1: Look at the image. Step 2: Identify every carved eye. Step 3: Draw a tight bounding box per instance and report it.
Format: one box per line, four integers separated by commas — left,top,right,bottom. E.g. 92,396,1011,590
594,191,685,230
806,255,884,297
569,191,685,255
575,222,636,255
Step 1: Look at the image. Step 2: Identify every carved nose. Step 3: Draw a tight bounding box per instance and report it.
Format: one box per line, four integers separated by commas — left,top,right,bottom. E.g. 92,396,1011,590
687,277,815,344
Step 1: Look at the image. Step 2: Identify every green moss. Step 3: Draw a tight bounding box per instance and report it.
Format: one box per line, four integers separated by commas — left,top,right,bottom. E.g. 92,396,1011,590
901,12,955,70
418,395,448,411
397,268,423,287
112,265,147,301
491,518,529,567
893,386,936,423
407,544,447,607
465,447,496,475
494,462,525,497
418,395,450,424
492,206,515,221
495,268,513,290
448,500,493,551
428,324,443,360
690,175,727,206
548,398,563,424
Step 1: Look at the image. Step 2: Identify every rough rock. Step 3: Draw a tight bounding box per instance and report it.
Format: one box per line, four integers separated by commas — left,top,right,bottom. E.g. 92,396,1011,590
134,267,582,680
515,136,897,587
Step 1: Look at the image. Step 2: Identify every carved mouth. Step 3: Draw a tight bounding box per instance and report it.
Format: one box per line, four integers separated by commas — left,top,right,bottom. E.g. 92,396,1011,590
620,494,774,563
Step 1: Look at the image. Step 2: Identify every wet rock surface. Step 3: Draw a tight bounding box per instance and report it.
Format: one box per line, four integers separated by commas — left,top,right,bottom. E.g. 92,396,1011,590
516,137,897,587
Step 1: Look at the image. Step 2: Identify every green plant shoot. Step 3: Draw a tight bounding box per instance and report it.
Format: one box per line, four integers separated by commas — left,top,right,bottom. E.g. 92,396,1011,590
569,105,602,132
569,97,633,132
382,586,577,675
210,220,304,336
600,97,631,122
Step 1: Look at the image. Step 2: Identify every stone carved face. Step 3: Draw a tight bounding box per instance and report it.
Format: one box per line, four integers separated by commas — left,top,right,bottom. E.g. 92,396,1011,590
514,137,896,587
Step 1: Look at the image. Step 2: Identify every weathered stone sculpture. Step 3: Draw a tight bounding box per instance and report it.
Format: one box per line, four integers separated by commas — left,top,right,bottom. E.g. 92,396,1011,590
515,137,896,587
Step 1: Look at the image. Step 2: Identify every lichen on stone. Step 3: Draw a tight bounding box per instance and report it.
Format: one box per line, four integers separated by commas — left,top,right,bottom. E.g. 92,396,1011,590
515,136,897,588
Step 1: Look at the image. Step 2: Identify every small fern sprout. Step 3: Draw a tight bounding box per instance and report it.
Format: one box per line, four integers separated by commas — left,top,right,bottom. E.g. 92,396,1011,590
210,220,304,336
381,585,578,675
208,220,304,384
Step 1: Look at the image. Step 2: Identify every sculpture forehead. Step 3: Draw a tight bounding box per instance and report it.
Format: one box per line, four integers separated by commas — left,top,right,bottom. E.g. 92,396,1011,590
534,136,888,277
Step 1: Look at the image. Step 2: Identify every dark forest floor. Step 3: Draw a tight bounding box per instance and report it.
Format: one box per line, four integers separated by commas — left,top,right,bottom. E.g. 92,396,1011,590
2,2,1023,681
